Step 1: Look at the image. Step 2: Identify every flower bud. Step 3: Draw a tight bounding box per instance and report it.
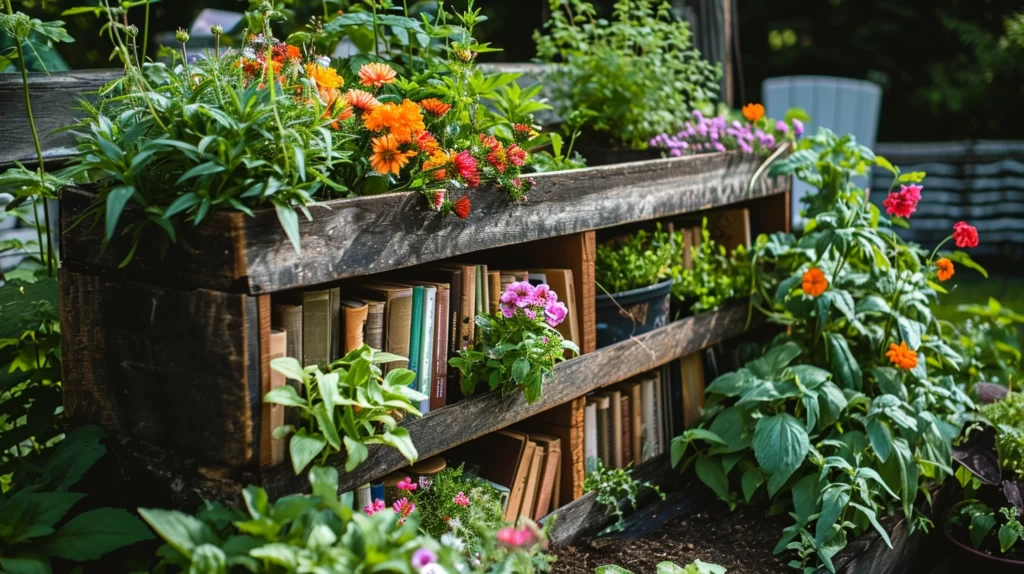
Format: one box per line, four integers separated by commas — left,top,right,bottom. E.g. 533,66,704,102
125,25,138,38
210,24,224,36
175,28,190,44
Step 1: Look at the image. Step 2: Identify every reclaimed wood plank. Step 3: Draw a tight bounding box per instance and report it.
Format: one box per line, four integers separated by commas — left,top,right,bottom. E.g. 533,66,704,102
60,266,255,466
60,152,790,294
261,302,749,497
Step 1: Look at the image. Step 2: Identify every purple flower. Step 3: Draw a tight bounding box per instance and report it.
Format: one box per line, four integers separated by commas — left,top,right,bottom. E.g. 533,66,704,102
500,303,516,318
523,308,537,320
713,142,726,152
793,119,804,136
775,120,788,134
411,548,437,568
530,283,556,306
544,301,568,327
505,281,535,308
739,141,753,154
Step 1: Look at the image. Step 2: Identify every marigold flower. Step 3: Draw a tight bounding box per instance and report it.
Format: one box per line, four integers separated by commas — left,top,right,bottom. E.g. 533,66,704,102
453,492,470,507
306,63,344,105
801,267,828,297
344,89,380,113
742,103,765,123
886,341,918,370
359,62,397,88
453,196,471,219
936,258,955,282
453,151,479,186
953,221,979,248
423,149,453,180
370,134,414,175
419,97,452,117
363,99,426,143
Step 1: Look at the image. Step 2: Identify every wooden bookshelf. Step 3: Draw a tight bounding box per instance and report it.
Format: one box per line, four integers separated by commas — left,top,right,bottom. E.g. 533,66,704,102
58,150,790,515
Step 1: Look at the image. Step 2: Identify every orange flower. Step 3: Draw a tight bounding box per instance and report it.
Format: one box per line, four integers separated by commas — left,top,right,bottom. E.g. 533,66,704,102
326,105,354,130
423,149,453,180
416,131,440,154
419,98,452,117
362,99,426,143
370,134,413,175
801,267,828,297
936,258,955,282
285,45,301,60
742,103,765,123
359,62,397,88
306,63,344,105
886,341,918,370
344,89,380,113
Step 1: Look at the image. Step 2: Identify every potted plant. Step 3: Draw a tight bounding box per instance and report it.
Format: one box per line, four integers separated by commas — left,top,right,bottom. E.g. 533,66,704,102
649,104,806,158
594,224,677,348
670,218,752,319
940,391,1024,572
533,0,721,165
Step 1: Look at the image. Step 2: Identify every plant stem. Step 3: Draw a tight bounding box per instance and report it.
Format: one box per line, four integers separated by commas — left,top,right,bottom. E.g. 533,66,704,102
371,1,380,57
142,0,150,59
5,0,54,274
403,0,413,72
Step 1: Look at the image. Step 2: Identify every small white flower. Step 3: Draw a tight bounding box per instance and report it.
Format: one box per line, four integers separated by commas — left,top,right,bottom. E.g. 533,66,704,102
241,47,257,60
419,564,448,574
441,533,465,552
316,55,331,67
447,517,462,530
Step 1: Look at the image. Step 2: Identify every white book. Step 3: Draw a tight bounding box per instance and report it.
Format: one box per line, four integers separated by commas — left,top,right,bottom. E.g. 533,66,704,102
356,483,372,511
419,286,436,414
641,377,657,461
584,400,598,473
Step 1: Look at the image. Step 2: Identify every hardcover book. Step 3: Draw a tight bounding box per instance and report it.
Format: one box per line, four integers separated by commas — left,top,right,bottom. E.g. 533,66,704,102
340,299,368,354
418,286,437,413
584,400,598,473
271,303,302,360
363,300,385,352
407,286,424,387
528,434,562,519
355,282,413,372
301,289,334,367
620,394,633,468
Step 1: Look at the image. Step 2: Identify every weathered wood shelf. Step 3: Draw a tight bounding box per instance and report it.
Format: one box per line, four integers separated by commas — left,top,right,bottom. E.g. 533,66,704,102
261,302,750,497
61,151,789,294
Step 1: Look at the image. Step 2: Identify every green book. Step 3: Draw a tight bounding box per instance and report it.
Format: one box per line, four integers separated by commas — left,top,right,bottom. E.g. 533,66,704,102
475,264,485,319
418,286,436,414
408,286,424,390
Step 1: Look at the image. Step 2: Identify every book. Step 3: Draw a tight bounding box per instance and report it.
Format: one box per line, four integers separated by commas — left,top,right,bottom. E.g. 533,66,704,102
340,299,368,354
408,286,424,388
418,266,465,401
527,272,547,287
446,430,529,521
623,381,643,466
432,264,475,348
595,395,612,468
370,481,385,503
605,389,623,469
584,401,598,473
356,483,372,511
271,303,302,360
418,286,437,413
355,282,413,372
260,328,288,467
519,442,544,520
302,289,334,367
641,377,657,461
653,371,664,456
507,440,536,521
488,271,502,314
330,287,342,360
474,264,489,318
661,363,674,444
528,434,562,519
430,285,450,411
528,268,580,349
364,300,385,351
680,353,706,429
620,394,633,468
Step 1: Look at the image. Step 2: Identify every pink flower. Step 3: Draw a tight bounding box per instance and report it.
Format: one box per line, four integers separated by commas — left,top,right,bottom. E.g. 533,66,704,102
397,476,418,492
432,189,445,210
901,184,922,202
363,498,385,516
530,283,556,306
793,119,804,136
523,308,537,320
544,301,568,327
393,497,416,524
453,492,470,507
496,526,534,547
499,302,516,318
775,120,788,134
505,281,535,308
953,221,979,248
411,548,437,568
883,184,923,219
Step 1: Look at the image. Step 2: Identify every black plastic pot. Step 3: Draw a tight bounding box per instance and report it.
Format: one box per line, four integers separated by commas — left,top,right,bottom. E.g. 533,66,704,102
595,279,673,348
943,528,1024,573
575,147,662,167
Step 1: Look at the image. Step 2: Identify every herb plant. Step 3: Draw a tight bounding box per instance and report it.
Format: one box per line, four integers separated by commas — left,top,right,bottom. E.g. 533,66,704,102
265,345,426,475
671,218,752,315
535,0,721,150
943,297,1024,391
650,105,807,157
671,129,986,572
582,460,664,535
450,282,578,404
407,464,505,545
596,224,679,295
980,391,1024,479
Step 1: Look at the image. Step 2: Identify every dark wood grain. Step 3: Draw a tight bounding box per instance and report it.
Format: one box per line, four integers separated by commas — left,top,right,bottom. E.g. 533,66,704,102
0,70,123,167
260,302,749,497
60,266,256,466
61,152,791,294
828,515,920,574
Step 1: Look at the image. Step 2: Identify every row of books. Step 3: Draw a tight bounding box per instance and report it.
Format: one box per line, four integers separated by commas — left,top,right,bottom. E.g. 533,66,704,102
584,348,723,472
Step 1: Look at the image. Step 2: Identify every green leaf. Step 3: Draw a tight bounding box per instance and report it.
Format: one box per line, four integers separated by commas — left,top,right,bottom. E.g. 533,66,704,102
275,203,301,254
824,333,862,390
289,429,327,475
383,368,415,387
343,435,368,472
0,557,50,574
39,426,106,492
866,417,893,463
999,523,1019,553
191,544,227,573
815,484,851,546
270,495,320,523
893,438,918,519
849,502,892,549
970,512,996,549
707,407,751,454
705,371,753,397
695,456,730,501
138,508,215,559
382,427,418,463
242,486,269,520
875,156,898,175
594,567,631,574
896,315,923,350
741,467,765,502
896,171,926,183
104,185,135,240
791,473,821,524
163,191,201,218
263,384,306,407
308,466,339,502
250,543,298,569
948,250,989,278
753,414,810,495
511,357,530,383
269,357,306,383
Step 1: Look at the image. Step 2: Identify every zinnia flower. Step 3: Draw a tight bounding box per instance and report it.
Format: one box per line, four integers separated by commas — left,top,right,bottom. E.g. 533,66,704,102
882,185,922,219
775,120,788,134
513,123,536,142
417,131,440,154
953,221,979,248
393,497,415,524
359,62,397,88
496,526,534,547
453,151,479,186
936,258,954,282
423,149,453,180
431,189,445,210
453,196,470,219
370,134,413,175
344,89,380,112
397,476,418,492
418,97,452,117
507,144,527,167
411,548,437,569
801,267,828,297
453,492,470,507
742,103,765,123
363,99,426,143
363,499,385,516
886,341,918,370
305,63,344,105
793,119,805,136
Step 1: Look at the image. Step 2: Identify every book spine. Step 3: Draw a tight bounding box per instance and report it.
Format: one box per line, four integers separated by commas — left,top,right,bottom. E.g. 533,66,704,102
271,304,302,360
329,287,342,361
653,374,663,456
631,384,643,466
342,303,368,355
620,395,633,468
610,392,623,469
584,402,598,474
431,288,450,411
463,266,476,346
474,265,484,324
356,483,372,511
597,400,610,468
641,379,656,462
418,287,436,413
364,301,385,352
370,482,385,504
301,290,332,367
408,286,424,389
488,271,501,315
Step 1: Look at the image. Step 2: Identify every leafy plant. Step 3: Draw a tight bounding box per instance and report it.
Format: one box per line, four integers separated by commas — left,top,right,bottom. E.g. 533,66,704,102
0,426,154,571
595,559,726,574
946,501,1024,558
941,297,1024,391
980,391,1024,479
534,0,721,150
596,224,679,295
582,459,664,535
407,464,504,545
651,105,807,158
450,282,578,404
671,218,751,315
671,129,984,572
265,345,427,475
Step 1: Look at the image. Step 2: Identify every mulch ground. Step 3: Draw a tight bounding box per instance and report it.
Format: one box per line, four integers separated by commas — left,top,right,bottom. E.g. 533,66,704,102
551,488,791,574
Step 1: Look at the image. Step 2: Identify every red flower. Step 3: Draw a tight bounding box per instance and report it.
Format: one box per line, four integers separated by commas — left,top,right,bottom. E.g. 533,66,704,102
479,133,500,151
883,184,922,219
432,189,445,210
507,144,527,167
453,151,479,186
953,221,979,248
453,196,470,219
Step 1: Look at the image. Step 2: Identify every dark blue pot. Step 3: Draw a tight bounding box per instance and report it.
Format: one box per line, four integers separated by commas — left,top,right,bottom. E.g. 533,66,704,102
595,279,673,348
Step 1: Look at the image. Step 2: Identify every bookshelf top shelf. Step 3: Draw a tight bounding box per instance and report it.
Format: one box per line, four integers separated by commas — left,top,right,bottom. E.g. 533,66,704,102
60,151,790,294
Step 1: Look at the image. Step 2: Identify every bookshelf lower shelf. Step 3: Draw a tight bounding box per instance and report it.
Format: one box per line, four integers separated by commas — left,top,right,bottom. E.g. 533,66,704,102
261,301,751,498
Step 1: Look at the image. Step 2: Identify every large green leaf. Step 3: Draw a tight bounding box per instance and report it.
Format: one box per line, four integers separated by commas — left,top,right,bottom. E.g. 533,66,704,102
46,508,153,561
893,438,918,519
0,556,50,574
707,407,751,454
289,429,327,475
753,414,810,495
824,333,862,390
139,508,215,559
343,435,369,472
748,342,802,378
39,425,106,491
382,427,418,463
695,456,730,501
866,417,893,463
815,484,851,546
